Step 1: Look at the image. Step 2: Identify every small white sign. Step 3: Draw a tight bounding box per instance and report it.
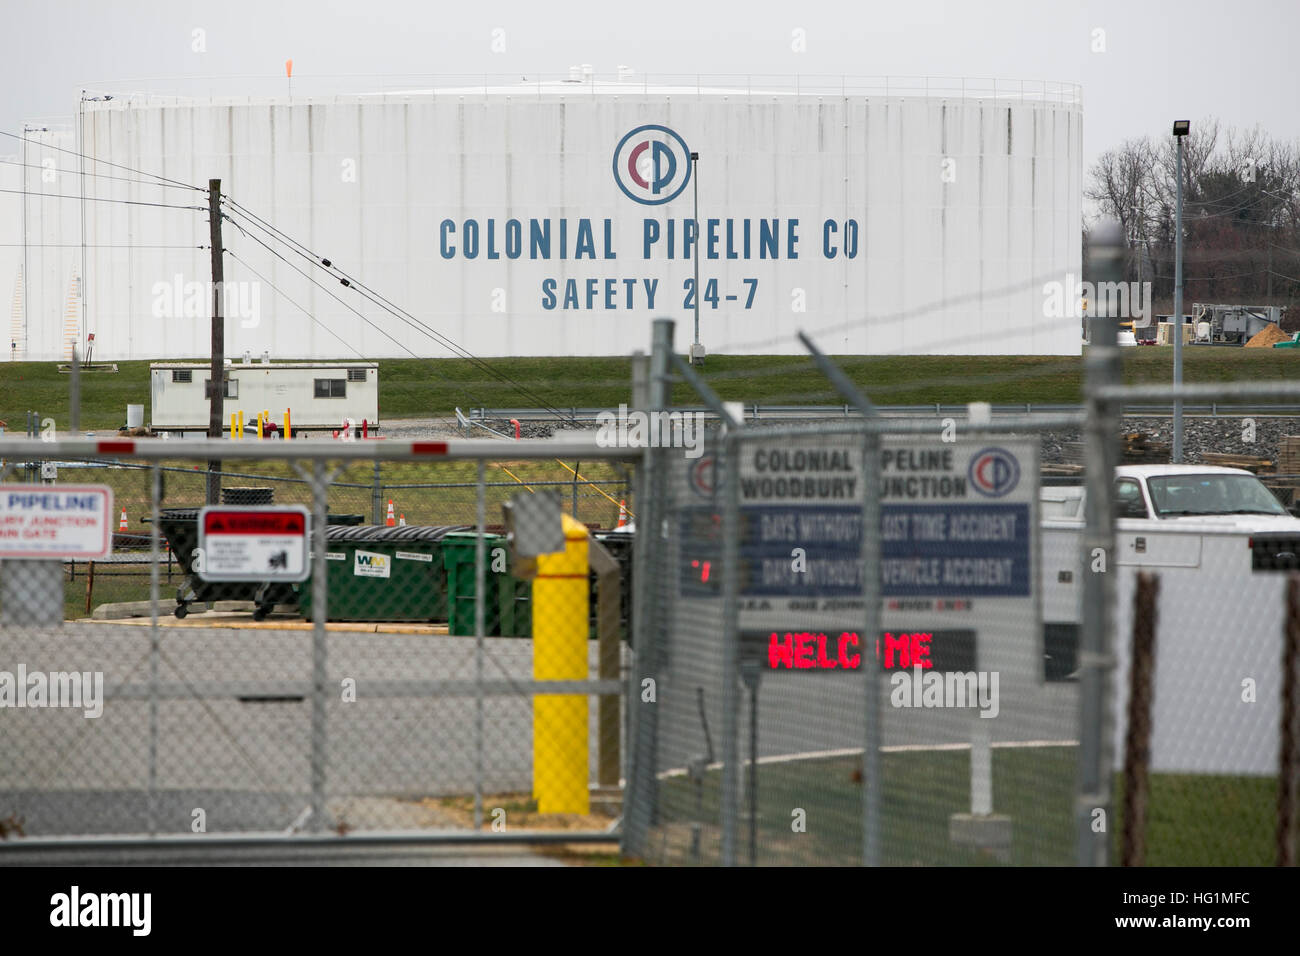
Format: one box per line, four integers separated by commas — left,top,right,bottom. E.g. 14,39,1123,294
0,484,114,559
325,551,346,561
197,506,310,582
354,549,390,578
395,550,432,563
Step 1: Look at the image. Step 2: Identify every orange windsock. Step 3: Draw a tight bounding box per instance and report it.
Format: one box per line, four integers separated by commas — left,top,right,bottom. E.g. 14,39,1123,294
285,59,294,78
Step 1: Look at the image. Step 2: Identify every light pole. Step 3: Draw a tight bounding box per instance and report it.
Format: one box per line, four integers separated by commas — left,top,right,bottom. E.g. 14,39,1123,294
689,151,704,365
1172,120,1189,463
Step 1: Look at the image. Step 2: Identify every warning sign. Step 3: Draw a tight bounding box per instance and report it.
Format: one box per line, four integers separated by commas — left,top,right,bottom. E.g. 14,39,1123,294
197,505,310,582
0,485,113,558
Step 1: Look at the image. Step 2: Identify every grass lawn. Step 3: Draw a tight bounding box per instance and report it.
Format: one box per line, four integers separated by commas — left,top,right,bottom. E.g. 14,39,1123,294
652,747,1276,866
2,348,1299,432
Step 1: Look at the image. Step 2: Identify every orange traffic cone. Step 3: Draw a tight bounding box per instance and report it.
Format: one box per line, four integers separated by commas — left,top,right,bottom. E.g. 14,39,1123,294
386,499,396,526
119,508,128,531
399,513,407,526
617,500,628,528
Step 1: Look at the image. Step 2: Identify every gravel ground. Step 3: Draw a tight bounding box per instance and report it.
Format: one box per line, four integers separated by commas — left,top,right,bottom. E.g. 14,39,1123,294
1037,416,1300,468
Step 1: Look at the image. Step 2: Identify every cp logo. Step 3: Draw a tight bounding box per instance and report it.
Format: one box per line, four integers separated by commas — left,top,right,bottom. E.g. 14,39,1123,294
612,125,692,205
689,455,722,498
968,448,1020,498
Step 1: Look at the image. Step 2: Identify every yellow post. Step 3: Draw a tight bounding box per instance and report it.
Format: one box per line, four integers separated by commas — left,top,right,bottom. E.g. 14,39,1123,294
237,409,244,440
257,411,264,440
284,408,292,440
229,412,237,439
532,513,590,814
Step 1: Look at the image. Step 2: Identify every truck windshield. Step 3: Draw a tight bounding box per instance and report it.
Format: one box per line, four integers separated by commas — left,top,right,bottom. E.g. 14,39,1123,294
1146,474,1288,517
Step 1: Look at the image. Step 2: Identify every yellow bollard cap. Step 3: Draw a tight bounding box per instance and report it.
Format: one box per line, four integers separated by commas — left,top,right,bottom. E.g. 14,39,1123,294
560,512,588,540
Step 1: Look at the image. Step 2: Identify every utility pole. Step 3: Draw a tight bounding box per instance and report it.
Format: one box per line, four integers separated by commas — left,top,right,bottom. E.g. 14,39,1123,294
207,179,224,505
689,151,704,365
1172,121,1189,463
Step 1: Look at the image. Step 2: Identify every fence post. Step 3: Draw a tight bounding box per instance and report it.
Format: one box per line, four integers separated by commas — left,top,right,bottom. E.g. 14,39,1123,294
622,326,672,857
309,459,330,831
665,353,746,864
474,460,486,830
719,425,743,866
372,460,382,525
148,464,162,836
1077,219,1124,866
796,332,883,866
1281,575,1300,866
1122,571,1159,867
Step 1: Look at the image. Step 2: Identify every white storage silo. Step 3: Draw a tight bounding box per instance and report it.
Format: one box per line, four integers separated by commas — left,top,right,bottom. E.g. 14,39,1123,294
13,75,1084,360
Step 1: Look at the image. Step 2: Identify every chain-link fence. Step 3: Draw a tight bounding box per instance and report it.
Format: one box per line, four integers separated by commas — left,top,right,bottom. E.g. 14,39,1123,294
620,318,1299,867
4,338,1299,867
21,458,628,626
0,438,633,843
625,416,1082,865
1088,378,1300,867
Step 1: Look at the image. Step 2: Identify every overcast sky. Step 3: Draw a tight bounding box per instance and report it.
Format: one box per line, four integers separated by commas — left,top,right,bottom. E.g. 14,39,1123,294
3,0,1297,176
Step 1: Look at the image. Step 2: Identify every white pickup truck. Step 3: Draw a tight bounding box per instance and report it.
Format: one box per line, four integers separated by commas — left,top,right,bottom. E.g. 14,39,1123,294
1042,464,1298,774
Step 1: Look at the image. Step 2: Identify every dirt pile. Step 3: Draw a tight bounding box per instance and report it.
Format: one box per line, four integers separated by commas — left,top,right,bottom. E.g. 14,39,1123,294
1245,323,1290,348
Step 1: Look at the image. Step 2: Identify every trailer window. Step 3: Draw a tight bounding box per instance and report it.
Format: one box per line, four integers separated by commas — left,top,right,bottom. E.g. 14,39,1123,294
1147,473,1288,517
204,377,237,399
172,369,193,383
347,368,367,383
315,379,346,398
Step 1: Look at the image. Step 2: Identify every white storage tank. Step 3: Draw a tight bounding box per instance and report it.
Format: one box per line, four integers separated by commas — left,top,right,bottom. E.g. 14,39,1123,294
7,75,1084,360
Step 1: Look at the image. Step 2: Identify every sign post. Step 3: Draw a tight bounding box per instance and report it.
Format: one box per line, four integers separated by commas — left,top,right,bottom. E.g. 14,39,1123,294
876,437,1038,861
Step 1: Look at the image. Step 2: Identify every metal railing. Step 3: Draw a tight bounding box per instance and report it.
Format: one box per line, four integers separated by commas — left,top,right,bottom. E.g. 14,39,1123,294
467,402,1300,423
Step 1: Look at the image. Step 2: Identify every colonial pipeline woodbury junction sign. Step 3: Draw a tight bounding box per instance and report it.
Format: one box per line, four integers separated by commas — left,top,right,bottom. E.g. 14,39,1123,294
679,436,1040,681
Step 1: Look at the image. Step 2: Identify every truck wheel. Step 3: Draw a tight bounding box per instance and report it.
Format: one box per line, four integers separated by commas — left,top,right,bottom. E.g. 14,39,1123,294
174,604,188,619
252,607,268,622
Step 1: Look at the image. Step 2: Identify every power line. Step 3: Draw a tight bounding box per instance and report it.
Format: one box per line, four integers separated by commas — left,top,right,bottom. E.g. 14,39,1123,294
225,249,365,359
0,157,204,191
0,128,204,193
223,222,423,360
0,186,204,210
219,197,584,425
708,269,1071,354
0,243,205,249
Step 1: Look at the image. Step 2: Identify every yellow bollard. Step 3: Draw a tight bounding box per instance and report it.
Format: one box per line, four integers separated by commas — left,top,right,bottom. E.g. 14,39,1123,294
237,409,244,440
229,412,237,439
284,408,291,440
532,513,590,815
257,411,264,440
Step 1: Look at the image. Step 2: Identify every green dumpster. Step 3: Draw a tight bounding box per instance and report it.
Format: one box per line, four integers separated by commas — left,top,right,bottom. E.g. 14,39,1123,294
297,524,468,622
443,532,532,637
